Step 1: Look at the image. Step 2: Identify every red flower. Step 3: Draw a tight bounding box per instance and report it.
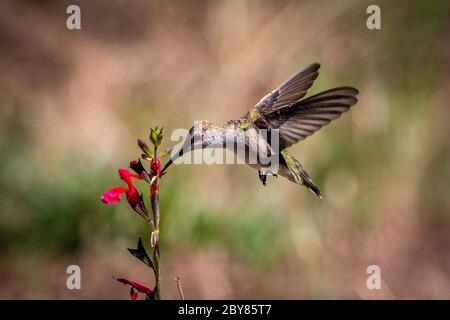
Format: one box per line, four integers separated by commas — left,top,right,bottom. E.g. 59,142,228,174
150,158,161,177
114,277,154,300
101,169,140,205
101,168,149,219
149,159,161,195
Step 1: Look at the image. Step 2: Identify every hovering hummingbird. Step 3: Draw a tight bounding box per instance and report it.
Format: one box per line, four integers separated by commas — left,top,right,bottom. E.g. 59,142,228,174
161,63,358,198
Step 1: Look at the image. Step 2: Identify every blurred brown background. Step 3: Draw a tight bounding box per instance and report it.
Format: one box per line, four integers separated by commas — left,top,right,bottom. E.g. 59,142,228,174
0,0,449,299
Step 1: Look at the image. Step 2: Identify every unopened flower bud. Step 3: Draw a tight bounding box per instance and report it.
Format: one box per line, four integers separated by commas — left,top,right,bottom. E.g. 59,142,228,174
151,231,158,248
137,139,153,158
149,127,163,147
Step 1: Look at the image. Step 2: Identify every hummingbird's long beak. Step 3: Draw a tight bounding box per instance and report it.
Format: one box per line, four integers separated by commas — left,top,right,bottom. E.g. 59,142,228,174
160,133,194,175
160,148,183,174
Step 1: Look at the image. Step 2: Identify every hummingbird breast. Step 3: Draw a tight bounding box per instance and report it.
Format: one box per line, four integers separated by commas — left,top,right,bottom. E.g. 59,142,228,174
231,126,274,168
202,124,275,170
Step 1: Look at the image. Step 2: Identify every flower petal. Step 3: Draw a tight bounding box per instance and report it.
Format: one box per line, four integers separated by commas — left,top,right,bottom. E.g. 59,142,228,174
101,187,128,204
118,168,132,184
130,173,142,180
118,168,142,189
130,287,138,300
114,277,153,295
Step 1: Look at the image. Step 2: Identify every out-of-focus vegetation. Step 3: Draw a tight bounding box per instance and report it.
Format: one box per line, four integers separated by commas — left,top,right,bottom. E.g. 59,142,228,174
0,0,449,299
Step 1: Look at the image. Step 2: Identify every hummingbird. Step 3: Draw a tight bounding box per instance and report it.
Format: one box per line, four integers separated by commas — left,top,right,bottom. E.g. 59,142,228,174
161,63,358,198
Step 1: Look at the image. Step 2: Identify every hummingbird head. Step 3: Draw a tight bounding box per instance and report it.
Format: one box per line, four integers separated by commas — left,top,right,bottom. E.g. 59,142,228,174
160,121,212,174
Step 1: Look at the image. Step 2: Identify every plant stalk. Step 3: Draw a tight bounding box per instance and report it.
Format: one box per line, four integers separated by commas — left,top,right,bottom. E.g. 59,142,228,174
151,145,161,300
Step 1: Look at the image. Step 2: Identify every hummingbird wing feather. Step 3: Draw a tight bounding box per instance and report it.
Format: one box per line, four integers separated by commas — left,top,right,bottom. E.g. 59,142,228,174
253,63,321,114
259,87,359,150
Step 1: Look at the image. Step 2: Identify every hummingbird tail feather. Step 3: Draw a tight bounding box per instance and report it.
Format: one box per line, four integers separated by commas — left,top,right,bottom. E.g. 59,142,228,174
281,150,323,199
299,170,323,199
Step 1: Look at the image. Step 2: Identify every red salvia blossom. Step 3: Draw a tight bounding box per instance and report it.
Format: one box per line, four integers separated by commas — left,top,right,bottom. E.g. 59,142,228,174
101,168,149,219
101,169,141,205
114,277,154,300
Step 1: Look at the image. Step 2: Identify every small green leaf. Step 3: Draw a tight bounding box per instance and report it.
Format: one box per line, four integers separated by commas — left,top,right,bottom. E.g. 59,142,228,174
158,147,172,158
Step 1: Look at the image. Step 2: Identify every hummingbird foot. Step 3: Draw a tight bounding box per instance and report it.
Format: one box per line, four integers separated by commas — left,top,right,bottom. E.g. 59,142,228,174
258,170,267,186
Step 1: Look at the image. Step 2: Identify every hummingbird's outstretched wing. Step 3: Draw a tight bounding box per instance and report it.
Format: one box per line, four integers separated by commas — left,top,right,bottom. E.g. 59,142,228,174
257,87,359,150
253,63,321,114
